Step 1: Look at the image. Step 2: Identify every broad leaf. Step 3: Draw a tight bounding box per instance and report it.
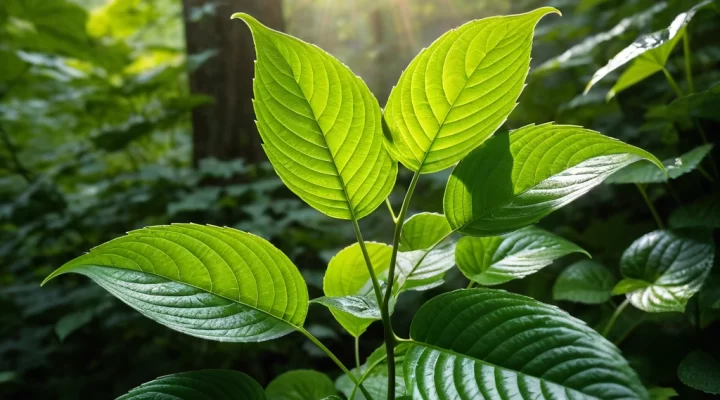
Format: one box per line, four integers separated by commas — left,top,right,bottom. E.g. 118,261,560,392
553,260,615,304
399,213,452,252
455,226,588,285
615,229,715,313
117,370,265,400
648,84,720,122
669,196,720,229
266,370,336,400
585,0,713,96
678,351,720,394
444,124,663,236
606,144,714,184
311,292,396,320
321,242,391,337
382,7,559,174
43,224,309,342
405,289,649,399
232,14,397,220
395,242,457,292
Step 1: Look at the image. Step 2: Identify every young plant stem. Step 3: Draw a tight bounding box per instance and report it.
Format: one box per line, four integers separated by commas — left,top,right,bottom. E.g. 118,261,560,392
603,298,630,337
299,328,372,399
466,280,476,289
382,170,422,400
683,33,695,94
354,336,361,370
662,68,683,98
350,218,384,307
635,184,664,229
385,197,398,222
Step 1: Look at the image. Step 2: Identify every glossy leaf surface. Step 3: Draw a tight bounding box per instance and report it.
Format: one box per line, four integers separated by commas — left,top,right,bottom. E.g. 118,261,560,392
383,7,559,173
444,124,663,236
395,242,457,292
456,226,588,285
117,370,265,400
616,229,715,313
678,351,720,394
405,289,649,399
265,370,336,400
553,260,615,304
43,224,309,342
606,144,713,184
233,14,397,220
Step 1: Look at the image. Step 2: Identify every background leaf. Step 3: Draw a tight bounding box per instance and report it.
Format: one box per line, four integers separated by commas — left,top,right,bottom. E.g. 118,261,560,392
677,351,720,395
233,13,397,220
606,144,714,184
382,7,559,173
43,224,309,342
444,123,663,236
117,370,265,400
553,260,615,304
617,229,715,313
265,369,336,400
669,196,720,229
399,213,451,252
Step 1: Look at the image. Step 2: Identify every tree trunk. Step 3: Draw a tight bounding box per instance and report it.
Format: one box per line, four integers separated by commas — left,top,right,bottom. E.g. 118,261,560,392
182,0,284,166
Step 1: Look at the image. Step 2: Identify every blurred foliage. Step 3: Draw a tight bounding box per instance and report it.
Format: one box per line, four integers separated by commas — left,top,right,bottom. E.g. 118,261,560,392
1,0,719,398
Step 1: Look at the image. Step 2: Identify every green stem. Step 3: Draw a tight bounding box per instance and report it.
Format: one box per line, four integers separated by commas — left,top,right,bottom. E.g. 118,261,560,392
466,280,476,289
636,184,664,229
603,299,630,337
354,336,361,370
662,68,683,98
382,170,422,400
350,218,384,308
385,197,398,222
299,328,372,399
683,33,695,94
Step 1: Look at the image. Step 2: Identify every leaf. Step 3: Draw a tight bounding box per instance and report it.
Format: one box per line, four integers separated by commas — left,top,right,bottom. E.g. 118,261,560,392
617,229,715,313
55,309,93,342
444,123,663,236
669,196,720,229
648,84,720,121
116,370,265,400
336,344,409,400
553,260,615,304
455,226,588,285
395,242,457,292
399,213,452,252
606,144,714,184
232,14,397,220
647,387,678,400
311,292,396,320
585,0,713,95
677,351,720,394
42,224,309,342
404,289,649,399
321,242,391,337
266,370,336,400
382,7,559,174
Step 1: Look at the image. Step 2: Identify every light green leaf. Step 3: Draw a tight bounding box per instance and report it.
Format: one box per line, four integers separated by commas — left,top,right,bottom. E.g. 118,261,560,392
395,242,456,292
399,213,451,252
382,7,559,174
648,386,678,400
669,196,720,229
606,144,714,184
553,260,615,304
678,351,720,394
444,123,663,236
232,14,397,220
55,309,93,342
456,226,588,285
116,370,265,400
322,242,391,337
336,344,409,400
585,0,713,95
266,370,336,400
405,289,649,399
618,229,715,313
42,224,309,342
612,278,651,295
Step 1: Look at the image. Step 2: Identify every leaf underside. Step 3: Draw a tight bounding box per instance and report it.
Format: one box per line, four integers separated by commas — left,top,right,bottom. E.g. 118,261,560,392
116,370,265,400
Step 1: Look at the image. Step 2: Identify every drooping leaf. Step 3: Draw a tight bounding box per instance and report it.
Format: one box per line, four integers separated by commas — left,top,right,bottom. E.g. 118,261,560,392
669,196,720,229
42,224,309,342
606,144,714,184
399,213,452,252
615,229,715,313
405,289,649,399
455,226,588,285
232,14,397,220
585,0,713,95
553,260,615,304
648,84,720,122
677,351,720,394
266,370,336,400
321,242,391,337
382,7,559,174
444,124,663,236
395,242,457,292
116,370,265,400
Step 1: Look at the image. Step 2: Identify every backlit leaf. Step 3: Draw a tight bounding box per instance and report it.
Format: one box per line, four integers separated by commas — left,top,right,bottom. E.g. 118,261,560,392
405,289,649,399
456,226,588,285
232,14,397,220
399,213,451,252
266,370,336,400
444,123,663,236
383,7,559,173
553,260,615,304
616,229,715,313
606,144,714,184
43,224,309,342
117,370,265,400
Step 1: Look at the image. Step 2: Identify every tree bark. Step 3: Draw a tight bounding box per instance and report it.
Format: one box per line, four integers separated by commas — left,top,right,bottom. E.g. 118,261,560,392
182,0,283,166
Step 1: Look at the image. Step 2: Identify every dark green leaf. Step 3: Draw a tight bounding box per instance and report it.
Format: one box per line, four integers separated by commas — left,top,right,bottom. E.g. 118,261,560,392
606,144,713,184
265,370,336,400
678,351,720,394
669,196,720,229
116,370,265,400
553,260,615,304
